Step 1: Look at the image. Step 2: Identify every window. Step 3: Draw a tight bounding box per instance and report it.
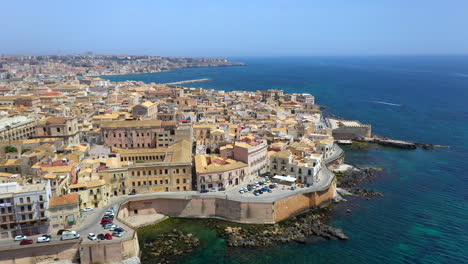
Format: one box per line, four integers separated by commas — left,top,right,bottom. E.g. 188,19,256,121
176,179,180,184
39,195,43,201
57,127,61,132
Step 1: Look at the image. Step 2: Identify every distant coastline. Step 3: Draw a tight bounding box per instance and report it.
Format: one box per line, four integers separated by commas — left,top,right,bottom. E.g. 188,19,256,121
94,61,246,78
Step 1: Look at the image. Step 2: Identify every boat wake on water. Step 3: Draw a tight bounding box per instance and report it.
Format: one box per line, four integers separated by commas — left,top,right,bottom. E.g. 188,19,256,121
363,100,401,106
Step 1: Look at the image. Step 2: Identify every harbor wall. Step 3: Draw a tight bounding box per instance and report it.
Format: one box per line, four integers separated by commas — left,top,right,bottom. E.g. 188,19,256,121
273,181,336,222
0,240,80,264
118,181,336,225
79,232,140,264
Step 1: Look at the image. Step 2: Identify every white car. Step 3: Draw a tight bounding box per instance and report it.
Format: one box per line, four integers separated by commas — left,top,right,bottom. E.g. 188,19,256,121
88,233,97,240
14,235,27,241
110,225,120,231
80,207,93,212
37,235,51,243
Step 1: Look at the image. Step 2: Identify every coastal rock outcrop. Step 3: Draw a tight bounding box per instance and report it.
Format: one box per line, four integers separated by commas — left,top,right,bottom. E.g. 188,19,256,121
141,230,200,263
221,210,348,248
335,166,383,198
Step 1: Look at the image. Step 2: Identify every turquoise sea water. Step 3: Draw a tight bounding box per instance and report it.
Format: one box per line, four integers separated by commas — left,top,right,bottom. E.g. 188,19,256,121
104,56,468,264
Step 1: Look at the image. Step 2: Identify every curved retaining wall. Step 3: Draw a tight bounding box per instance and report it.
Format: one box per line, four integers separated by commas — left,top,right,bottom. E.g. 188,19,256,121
118,180,336,225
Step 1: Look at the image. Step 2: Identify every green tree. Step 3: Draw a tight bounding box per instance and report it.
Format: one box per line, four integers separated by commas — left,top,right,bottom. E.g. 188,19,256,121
5,146,17,153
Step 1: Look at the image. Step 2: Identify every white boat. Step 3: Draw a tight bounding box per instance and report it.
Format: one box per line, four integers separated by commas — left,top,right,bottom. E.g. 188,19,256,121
337,140,352,145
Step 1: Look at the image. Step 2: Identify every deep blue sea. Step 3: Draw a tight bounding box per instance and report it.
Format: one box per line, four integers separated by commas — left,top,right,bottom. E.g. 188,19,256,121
104,56,468,264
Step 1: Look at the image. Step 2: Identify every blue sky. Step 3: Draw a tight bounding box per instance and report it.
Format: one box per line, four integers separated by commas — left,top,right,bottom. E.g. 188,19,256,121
1,0,467,56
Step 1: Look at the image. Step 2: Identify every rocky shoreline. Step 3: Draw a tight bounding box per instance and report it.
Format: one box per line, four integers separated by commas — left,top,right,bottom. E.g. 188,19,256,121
138,166,384,262
219,208,348,247
141,230,200,263
335,166,384,198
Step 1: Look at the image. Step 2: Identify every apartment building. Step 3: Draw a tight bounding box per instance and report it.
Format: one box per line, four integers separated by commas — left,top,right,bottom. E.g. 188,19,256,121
221,136,268,178
101,120,192,148
102,140,193,194
194,154,249,191
0,181,51,239
48,193,80,232
69,180,109,209
0,116,36,142
34,116,80,146
132,101,158,120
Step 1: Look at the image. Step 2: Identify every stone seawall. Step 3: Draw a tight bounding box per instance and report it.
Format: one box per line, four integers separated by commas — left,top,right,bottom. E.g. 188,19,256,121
273,182,336,222
79,232,140,264
118,181,337,225
0,234,140,264
0,240,80,264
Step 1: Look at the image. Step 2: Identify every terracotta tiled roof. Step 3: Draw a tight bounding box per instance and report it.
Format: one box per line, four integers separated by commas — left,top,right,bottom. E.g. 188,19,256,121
46,117,66,125
49,193,79,207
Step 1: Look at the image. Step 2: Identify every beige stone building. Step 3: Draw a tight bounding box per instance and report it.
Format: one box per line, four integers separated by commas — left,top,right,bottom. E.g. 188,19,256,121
34,116,80,146
194,154,249,191
103,140,193,194
0,116,36,142
132,101,158,120
69,179,109,209
48,193,80,232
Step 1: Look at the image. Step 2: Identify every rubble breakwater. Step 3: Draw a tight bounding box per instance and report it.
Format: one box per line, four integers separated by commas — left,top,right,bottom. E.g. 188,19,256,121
355,136,449,150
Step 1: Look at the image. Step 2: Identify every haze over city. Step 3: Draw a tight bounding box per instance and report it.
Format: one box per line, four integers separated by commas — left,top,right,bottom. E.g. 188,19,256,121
1,0,468,56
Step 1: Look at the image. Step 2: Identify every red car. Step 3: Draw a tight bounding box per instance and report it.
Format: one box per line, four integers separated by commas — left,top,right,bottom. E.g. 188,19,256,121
101,218,112,224
20,239,33,245
105,233,112,240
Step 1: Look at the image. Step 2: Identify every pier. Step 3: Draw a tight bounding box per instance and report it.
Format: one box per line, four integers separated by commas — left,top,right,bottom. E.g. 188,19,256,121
162,78,212,85
355,137,450,150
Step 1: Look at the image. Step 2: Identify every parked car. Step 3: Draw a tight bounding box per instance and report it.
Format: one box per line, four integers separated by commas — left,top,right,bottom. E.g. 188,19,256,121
129,190,136,195
254,192,260,196
20,239,33,245
105,233,112,240
61,231,80,240
290,186,296,190
267,189,273,193
209,188,217,192
219,187,226,191
97,233,106,240
37,235,51,243
88,233,97,240
110,225,120,231
200,189,209,193
114,228,125,233
101,218,112,224
104,223,115,229
261,186,269,192
239,189,245,194
112,231,123,237
14,235,27,241
81,206,94,212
